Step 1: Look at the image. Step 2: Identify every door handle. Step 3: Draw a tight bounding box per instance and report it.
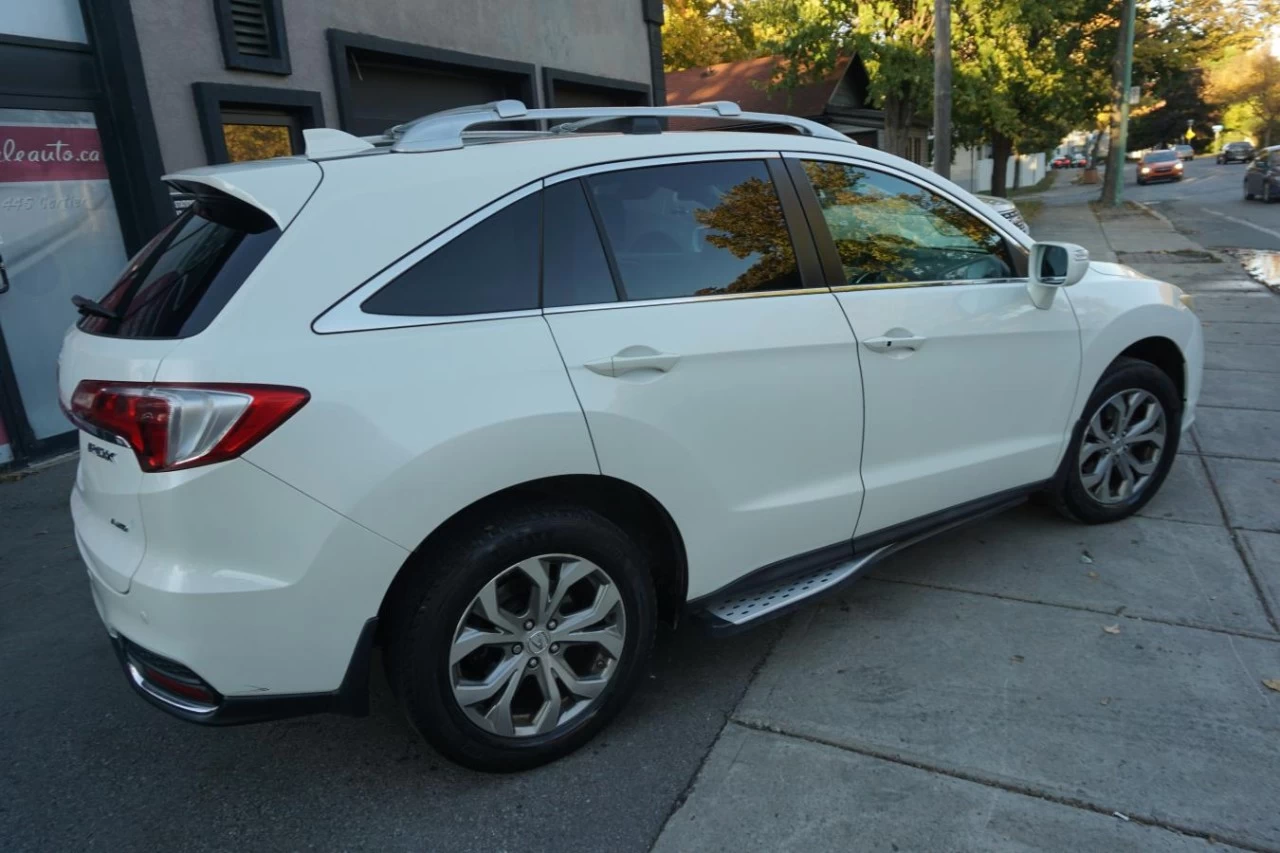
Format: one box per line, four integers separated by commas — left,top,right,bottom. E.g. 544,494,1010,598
862,335,926,353
584,348,680,377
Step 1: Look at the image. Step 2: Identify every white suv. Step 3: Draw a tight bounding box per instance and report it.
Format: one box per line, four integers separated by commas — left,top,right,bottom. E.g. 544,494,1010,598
59,101,1203,771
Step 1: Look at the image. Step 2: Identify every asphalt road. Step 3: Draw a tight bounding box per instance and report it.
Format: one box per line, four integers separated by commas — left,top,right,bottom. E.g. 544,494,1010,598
0,462,779,853
1043,155,1280,253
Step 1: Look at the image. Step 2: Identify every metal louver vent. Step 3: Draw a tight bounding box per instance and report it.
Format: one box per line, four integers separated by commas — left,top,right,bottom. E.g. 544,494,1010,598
230,0,271,57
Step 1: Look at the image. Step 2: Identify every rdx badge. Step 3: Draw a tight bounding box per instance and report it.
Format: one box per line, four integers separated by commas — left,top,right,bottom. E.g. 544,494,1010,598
86,442,117,462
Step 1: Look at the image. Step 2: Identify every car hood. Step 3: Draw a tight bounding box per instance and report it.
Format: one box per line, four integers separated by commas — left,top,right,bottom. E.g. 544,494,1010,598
1089,261,1152,280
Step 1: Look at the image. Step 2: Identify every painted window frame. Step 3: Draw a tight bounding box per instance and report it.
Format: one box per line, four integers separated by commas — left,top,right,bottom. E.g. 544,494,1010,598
192,82,324,165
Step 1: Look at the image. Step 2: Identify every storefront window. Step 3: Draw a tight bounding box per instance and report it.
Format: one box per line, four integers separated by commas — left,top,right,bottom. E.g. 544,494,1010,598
0,109,128,442
0,0,87,44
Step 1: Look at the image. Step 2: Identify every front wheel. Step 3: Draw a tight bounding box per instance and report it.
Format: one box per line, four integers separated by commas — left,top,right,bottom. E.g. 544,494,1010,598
1051,357,1181,524
1266,183,1274,203
385,503,656,771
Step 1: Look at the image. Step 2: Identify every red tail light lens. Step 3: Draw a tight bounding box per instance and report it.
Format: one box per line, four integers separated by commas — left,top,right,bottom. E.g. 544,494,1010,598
67,382,309,472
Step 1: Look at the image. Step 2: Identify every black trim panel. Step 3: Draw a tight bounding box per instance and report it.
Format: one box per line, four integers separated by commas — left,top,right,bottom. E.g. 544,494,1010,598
687,541,853,610
768,158,826,289
852,481,1047,554
783,157,847,287
112,617,378,726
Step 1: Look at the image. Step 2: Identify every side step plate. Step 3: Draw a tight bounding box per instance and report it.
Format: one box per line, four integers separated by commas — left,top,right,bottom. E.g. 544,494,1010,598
702,545,890,628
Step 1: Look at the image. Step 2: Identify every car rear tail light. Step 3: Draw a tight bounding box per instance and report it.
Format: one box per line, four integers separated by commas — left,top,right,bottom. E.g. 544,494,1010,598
67,381,308,472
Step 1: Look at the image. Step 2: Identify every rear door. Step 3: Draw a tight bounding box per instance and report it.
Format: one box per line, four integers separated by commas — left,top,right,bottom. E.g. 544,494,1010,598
788,155,1080,541
59,176,301,591
543,155,865,599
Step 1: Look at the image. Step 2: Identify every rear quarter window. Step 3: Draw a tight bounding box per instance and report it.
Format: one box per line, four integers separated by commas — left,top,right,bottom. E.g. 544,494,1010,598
78,192,279,338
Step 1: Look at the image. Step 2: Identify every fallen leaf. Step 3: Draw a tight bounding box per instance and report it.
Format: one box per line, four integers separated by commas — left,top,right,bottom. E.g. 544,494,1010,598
1011,655,1024,664
1100,697,1111,705
1080,551,1094,564
1264,679,1280,692
1103,624,1121,635
1087,571,1099,579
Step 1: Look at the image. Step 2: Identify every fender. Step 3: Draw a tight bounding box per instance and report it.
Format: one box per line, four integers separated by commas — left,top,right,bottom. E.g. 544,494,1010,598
1064,264,1203,430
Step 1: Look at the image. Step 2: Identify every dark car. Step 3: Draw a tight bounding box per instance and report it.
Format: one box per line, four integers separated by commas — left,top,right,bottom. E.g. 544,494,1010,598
1244,146,1280,201
1137,149,1183,185
1219,141,1255,164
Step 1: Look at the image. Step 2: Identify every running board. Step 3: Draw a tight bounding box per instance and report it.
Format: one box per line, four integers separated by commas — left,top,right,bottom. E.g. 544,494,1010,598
699,545,892,631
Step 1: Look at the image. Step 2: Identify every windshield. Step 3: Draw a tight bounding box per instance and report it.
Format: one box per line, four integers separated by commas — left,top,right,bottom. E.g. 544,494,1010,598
1144,151,1177,163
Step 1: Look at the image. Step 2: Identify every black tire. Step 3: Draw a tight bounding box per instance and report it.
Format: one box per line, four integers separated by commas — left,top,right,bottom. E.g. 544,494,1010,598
384,503,656,772
1266,184,1274,204
1246,185,1255,200
1050,357,1181,524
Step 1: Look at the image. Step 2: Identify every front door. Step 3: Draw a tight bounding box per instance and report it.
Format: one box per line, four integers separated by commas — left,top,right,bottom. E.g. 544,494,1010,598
0,107,128,459
791,157,1081,540
543,157,866,599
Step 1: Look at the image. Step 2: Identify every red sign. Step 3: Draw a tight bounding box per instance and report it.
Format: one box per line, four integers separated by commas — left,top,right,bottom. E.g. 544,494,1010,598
0,125,109,183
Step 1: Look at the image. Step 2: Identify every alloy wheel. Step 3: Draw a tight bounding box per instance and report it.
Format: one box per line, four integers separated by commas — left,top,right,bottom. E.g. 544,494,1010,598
449,554,626,738
1078,389,1167,505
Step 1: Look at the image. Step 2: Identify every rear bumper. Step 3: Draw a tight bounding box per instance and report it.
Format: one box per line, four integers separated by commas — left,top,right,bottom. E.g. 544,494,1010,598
107,620,377,725
77,457,409,710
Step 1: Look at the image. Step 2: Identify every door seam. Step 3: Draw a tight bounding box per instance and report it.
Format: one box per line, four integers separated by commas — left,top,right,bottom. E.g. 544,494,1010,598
541,313,603,474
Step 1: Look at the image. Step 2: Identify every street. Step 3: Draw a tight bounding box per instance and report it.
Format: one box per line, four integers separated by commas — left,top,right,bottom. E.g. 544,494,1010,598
1044,155,1280,254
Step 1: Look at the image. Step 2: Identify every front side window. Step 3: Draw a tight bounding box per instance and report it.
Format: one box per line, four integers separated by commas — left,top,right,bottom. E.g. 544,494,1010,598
361,193,540,317
800,160,1014,286
584,160,802,300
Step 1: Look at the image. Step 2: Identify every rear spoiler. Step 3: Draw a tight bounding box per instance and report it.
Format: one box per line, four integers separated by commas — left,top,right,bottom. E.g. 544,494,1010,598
162,158,322,230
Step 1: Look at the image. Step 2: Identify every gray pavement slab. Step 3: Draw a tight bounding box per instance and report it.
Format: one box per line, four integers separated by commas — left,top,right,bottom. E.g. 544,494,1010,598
1175,277,1271,293
653,724,1242,853
1137,453,1225,526
867,504,1271,634
1203,343,1280,373
1197,369,1280,411
734,583,1280,851
0,465,778,853
1186,293,1280,323
1239,530,1280,621
1203,456,1280,532
1194,406,1280,460
1201,321,1280,345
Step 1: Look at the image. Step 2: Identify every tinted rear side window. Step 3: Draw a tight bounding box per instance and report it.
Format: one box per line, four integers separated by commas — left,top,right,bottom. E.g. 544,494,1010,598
584,160,802,301
362,193,541,317
78,198,280,338
543,179,618,308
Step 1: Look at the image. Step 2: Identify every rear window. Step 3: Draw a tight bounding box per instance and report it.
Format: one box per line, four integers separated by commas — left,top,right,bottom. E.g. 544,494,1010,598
1144,151,1177,163
78,190,280,338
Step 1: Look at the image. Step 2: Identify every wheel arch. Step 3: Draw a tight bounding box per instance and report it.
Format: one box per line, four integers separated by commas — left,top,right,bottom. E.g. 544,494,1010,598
376,474,689,633
1117,336,1186,401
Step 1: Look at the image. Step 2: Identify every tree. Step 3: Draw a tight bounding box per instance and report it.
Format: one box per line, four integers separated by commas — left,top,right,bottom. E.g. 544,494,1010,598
1207,48,1280,146
771,0,936,158
662,0,770,70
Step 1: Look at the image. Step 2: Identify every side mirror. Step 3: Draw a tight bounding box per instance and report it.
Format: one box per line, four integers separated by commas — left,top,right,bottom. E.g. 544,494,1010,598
1028,242,1089,309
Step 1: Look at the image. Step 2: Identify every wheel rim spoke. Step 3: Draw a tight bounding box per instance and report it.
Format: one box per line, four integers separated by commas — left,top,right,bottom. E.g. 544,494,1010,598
1078,388,1166,505
449,552,626,739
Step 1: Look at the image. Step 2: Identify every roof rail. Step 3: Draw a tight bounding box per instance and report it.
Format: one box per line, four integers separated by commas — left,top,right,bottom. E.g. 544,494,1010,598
388,99,852,153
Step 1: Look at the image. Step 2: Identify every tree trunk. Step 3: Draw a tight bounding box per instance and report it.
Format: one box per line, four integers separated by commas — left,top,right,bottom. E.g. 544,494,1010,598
990,133,1012,197
933,0,952,178
1101,0,1136,205
882,92,913,159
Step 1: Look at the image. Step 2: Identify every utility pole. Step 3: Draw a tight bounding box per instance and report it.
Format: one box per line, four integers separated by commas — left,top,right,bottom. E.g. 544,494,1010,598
1102,0,1137,207
933,0,952,179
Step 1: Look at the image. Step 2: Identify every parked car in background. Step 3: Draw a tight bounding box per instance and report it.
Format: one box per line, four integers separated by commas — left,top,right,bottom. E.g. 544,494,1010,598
1174,144,1194,161
976,194,1031,233
1244,146,1280,201
59,100,1203,771
1126,149,1147,161
1071,153,1090,168
1052,154,1072,169
1138,149,1184,184
1218,141,1255,164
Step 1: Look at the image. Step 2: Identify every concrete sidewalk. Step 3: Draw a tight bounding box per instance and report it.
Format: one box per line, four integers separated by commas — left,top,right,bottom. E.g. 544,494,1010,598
654,203,1280,852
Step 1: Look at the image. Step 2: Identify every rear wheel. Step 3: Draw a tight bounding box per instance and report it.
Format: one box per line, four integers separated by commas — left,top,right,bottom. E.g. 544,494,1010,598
1051,358,1181,524
385,504,656,771
1266,183,1273,203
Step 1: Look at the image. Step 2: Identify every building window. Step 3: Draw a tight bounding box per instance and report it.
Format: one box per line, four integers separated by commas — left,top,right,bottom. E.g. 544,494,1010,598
213,0,291,75
192,83,323,165
542,68,651,109
220,109,301,162
327,31,537,136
